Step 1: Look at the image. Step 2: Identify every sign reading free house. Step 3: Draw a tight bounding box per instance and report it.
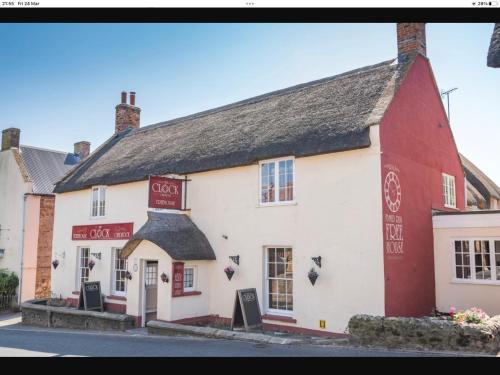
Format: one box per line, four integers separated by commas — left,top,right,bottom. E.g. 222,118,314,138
148,175,183,210
72,223,134,241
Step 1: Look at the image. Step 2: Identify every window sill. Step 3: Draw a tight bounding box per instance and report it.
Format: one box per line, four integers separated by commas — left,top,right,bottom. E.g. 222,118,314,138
107,295,127,301
257,201,297,208
451,279,500,286
444,205,459,210
72,291,80,295
173,291,202,298
262,314,297,323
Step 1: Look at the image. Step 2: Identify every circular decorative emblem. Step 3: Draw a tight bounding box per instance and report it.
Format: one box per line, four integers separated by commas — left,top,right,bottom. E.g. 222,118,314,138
384,171,402,213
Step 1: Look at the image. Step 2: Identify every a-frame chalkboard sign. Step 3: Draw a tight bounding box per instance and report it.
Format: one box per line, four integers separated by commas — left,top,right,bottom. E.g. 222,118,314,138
230,288,262,332
78,281,103,312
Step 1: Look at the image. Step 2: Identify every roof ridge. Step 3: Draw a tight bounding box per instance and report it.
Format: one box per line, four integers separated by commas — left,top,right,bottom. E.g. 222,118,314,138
134,58,397,135
20,144,71,155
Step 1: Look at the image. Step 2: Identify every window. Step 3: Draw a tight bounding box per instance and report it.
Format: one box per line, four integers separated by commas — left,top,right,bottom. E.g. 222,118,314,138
453,239,500,283
91,186,106,217
145,263,157,286
260,158,294,204
266,247,293,314
112,248,127,295
442,174,456,208
78,247,90,288
183,267,195,292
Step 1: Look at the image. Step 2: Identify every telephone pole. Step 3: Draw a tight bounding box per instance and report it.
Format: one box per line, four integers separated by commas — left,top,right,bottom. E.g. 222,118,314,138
440,87,458,124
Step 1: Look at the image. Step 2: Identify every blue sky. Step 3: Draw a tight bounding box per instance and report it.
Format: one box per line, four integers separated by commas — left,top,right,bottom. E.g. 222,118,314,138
0,23,498,183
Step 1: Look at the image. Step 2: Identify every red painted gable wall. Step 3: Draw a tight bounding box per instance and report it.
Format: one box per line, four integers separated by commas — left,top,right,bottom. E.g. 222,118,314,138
379,55,465,317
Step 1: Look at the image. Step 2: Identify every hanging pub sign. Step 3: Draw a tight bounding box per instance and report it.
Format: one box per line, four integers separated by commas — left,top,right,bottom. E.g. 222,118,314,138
230,288,263,332
148,175,183,210
78,281,103,312
72,223,134,241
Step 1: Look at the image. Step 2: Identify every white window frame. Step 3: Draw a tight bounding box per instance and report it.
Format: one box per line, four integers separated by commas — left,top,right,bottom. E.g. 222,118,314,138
258,157,296,206
451,237,500,286
111,247,127,297
442,173,456,209
183,266,196,292
90,186,107,218
264,246,294,317
76,247,90,289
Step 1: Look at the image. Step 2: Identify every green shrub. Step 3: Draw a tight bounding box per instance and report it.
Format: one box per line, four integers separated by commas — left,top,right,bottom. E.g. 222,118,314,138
0,269,19,295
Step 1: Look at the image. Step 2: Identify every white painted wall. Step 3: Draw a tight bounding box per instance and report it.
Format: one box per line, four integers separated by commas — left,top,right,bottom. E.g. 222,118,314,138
0,150,31,286
433,213,500,316
52,126,385,333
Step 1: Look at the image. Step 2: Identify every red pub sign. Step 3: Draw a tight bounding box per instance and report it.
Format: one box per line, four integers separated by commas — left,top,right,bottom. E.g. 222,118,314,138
172,262,184,297
72,223,134,241
148,175,183,210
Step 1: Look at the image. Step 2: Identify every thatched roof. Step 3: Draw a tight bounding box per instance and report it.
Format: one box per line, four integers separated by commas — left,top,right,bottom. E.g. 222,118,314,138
121,211,216,260
487,23,500,68
460,154,500,205
54,58,413,194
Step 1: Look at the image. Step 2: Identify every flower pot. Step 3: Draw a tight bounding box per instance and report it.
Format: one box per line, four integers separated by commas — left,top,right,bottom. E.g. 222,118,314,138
308,269,319,286
52,260,59,269
88,260,95,271
225,269,235,281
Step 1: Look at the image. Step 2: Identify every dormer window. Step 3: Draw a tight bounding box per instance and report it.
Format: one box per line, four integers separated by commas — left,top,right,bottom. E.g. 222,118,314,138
91,186,106,218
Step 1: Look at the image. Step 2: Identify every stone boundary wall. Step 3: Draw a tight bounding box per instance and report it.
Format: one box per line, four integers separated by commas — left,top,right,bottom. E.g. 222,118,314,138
21,299,135,331
348,314,500,354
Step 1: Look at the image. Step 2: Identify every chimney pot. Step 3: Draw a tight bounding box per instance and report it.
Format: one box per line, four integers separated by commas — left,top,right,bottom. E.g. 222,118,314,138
2,128,21,151
74,141,91,160
397,23,426,63
130,92,136,106
121,91,127,104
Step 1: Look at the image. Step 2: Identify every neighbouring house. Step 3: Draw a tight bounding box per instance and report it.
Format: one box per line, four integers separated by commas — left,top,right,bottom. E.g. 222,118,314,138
433,210,500,316
460,154,500,210
0,127,89,303
51,24,466,335
487,23,500,68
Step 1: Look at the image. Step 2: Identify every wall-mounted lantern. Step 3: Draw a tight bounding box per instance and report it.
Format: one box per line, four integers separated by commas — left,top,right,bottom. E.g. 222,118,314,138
88,260,96,271
229,255,240,266
91,252,102,260
52,259,59,269
125,271,132,280
308,268,319,286
160,273,169,283
311,256,322,268
224,266,235,281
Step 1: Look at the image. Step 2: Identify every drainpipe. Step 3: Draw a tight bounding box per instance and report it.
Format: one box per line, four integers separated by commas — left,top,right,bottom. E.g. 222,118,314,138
18,194,27,306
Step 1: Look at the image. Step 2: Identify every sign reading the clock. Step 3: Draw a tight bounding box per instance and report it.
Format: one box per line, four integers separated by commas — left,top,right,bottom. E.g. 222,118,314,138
383,165,404,259
148,175,183,210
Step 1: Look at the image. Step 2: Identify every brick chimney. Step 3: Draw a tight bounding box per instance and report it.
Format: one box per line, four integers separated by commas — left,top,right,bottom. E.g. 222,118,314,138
115,91,141,133
74,141,91,160
397,23,426,63
1,128,20,151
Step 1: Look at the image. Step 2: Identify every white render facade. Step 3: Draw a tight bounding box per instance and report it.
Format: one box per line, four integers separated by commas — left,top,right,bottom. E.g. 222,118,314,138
51,126,386,334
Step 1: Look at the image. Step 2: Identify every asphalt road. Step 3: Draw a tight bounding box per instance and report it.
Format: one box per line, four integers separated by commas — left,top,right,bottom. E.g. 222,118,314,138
0,313,477,357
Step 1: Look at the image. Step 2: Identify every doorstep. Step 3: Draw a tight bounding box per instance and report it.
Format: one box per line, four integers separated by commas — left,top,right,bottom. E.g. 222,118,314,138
146,320,345,346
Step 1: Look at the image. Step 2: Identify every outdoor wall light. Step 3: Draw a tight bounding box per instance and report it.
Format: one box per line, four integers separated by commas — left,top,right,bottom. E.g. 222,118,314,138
88,260,96,271
308,268,319,286
125,271,132,280
91,252,102,260
52,259,59,269
224,266,235,281
160,273,169,283
311,256,322,268
229,255,240,266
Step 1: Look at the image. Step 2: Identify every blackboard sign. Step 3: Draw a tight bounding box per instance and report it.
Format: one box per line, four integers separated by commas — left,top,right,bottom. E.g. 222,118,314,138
78,281,103,312
230,288,262,331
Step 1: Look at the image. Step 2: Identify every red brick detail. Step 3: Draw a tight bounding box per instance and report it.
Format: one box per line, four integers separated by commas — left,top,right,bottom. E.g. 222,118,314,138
104,302,126,314
35,195,55,299
397,23,426,61
106,295,127,301
115,102,140,133
66,297,78,307
261,314,297,323
133,315,142,328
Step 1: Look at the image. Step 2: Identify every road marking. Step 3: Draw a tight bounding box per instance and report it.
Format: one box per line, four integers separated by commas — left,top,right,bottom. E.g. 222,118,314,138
0,347,85,357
